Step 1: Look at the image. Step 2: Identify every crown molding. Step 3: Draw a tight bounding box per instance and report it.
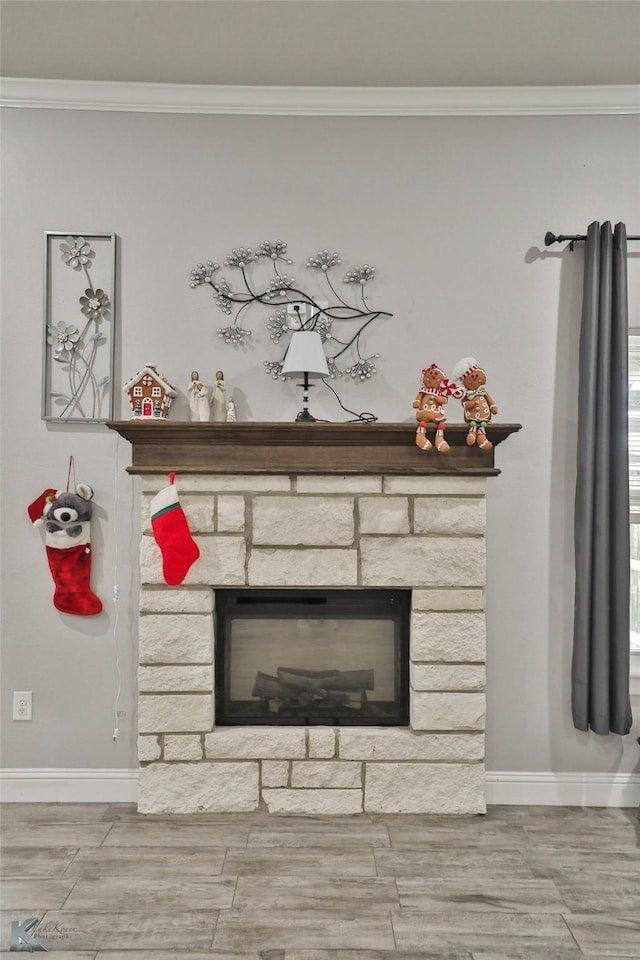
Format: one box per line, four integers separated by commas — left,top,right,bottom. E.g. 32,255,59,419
1,78,639,116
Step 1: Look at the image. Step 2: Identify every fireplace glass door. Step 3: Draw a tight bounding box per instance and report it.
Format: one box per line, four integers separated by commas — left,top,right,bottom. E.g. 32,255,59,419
215,589,410,726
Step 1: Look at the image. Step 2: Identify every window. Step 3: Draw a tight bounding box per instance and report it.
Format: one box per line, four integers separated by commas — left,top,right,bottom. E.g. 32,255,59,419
133,385,143,397
152,385,162,398
629,330,640,686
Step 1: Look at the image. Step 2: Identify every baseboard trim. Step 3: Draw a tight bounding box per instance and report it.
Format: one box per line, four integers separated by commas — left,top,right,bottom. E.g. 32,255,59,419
1,78,639,116
486,771,640,807
1,768,638,807
0,769,138,803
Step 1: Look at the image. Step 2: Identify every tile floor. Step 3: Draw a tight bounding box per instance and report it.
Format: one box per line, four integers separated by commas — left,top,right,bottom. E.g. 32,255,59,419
0,803,638,958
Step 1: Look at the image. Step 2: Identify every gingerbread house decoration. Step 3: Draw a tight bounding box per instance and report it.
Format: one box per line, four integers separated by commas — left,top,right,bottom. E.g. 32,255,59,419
123,363,177,420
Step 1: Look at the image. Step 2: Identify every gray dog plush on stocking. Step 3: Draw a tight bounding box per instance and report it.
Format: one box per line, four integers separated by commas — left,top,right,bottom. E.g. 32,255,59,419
28,484,103,616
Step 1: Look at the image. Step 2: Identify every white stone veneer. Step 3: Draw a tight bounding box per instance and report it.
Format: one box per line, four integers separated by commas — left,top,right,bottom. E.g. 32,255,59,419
137,474,487,815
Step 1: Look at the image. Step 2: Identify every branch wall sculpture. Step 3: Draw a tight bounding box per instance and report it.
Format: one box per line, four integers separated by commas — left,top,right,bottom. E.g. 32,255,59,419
190,240,392,387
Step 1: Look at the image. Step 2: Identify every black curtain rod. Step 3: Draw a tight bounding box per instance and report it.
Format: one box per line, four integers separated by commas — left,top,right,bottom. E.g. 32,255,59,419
545,231,640,251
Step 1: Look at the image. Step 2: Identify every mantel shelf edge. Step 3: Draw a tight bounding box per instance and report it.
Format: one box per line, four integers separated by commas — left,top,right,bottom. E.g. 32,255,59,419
106,421,522,476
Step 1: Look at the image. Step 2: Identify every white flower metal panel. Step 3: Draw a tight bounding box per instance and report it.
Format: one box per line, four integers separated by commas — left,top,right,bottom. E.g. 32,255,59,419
42,231,117,422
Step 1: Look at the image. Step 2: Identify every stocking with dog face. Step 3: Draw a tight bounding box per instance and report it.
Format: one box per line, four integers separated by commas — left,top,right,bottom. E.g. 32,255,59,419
27,484,103,616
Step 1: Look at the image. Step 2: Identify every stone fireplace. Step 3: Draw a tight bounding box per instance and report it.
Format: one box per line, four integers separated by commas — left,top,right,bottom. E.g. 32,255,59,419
109,421,520,815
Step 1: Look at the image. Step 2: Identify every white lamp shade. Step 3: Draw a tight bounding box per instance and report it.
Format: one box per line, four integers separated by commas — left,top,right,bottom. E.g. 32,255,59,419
281,331,329,378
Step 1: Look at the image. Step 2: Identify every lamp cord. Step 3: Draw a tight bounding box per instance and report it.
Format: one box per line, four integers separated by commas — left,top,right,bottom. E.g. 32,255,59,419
321,380,378,423
111,434,122,741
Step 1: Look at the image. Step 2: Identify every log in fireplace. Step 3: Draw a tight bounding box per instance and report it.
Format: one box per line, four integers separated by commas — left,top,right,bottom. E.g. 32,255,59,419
215,589,410,726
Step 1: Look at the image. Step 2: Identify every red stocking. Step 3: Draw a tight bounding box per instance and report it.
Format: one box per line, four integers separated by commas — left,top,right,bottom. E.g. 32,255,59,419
46,542,103,616
150,473,200,586
28,484,103,616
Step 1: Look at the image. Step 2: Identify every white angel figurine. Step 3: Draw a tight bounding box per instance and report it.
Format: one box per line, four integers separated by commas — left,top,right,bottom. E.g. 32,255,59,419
226,398,237,422
210,370,226,422
187,371,210,422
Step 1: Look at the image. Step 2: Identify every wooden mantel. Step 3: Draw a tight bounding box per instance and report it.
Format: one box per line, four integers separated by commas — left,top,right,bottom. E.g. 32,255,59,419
106,421,521,476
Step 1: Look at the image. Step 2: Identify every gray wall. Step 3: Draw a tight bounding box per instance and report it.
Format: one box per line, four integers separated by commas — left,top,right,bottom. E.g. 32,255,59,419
1,107,639,776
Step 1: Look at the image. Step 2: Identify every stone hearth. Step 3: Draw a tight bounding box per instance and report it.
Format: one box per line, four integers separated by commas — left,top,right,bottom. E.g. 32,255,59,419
108,422,520,815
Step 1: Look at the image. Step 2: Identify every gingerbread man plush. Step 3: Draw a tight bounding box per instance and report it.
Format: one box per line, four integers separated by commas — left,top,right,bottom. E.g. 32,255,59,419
413,364,461,452
452,357,498,450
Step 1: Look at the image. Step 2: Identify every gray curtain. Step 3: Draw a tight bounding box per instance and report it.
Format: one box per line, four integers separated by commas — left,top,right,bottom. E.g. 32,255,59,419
572,222,632,735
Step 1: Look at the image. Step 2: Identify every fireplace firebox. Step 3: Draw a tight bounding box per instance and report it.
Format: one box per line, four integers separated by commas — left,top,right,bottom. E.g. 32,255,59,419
215,589,410,726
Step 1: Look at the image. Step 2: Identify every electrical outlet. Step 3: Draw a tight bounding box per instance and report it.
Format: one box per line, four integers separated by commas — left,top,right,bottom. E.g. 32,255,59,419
286,302,308,330
13,691,32,721
287,300,329,330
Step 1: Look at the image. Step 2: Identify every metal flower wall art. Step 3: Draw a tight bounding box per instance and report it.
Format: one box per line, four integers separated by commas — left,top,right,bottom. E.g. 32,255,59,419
190,241,392,385
42,232,116,421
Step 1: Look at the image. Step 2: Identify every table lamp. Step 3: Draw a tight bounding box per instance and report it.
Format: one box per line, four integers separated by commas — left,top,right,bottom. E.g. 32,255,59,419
281,331,329,422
